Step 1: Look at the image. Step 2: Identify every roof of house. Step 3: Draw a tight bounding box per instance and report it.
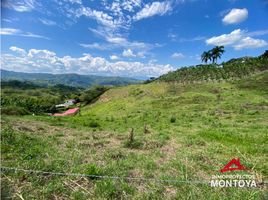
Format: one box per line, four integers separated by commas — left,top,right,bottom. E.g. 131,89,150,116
53,108,79,116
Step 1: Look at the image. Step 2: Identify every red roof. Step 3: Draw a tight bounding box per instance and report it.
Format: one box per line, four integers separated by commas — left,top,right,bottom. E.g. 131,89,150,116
53,108,79,116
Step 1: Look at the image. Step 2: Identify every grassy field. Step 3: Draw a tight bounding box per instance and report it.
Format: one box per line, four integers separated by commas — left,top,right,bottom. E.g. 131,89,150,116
1,71,268,199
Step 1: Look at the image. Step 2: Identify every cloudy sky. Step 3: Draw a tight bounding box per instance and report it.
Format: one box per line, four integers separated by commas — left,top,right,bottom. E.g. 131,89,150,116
1,0,268,78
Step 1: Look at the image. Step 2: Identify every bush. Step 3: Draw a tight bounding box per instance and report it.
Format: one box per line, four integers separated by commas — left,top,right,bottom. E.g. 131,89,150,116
1,106,30,115
170,116,176,123
124,140,143,149
85,164,103,180
89,121,100,128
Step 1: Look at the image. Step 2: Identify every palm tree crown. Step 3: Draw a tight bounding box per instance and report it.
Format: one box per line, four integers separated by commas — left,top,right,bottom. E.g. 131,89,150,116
211,46,225,64
201,51,212,64
201,46,225,64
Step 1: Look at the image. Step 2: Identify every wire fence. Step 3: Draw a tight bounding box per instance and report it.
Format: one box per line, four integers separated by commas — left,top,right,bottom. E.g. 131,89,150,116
1,166,268,186
1,166,210,185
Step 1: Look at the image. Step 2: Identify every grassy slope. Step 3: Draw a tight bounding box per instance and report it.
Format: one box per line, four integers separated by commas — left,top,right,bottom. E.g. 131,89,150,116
1,72,268,199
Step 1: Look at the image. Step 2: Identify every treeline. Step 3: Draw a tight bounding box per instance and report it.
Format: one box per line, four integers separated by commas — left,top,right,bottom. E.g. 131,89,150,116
157,51,268,83
1,81,108,115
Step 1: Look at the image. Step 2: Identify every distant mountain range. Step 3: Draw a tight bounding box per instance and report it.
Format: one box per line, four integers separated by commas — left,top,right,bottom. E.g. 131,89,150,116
0,69,140,88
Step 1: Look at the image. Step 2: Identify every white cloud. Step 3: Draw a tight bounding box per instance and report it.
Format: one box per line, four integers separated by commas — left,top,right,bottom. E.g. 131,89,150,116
67,0,82,4
22,32,50,39
222,8,248,25
247,29,268,37
0,28,20,35
75,7,123,30
9,46,27,55
122,49,146,58
2,18,18,23
179,36,206,43
86,27,160,52
206,29,243,46
2,0,181,48
136,51,146,58
122,49,136,57
1,46,174,78
2,0,179,57
101,0,142,17
39,18,57,26
133,1,172,21
110,55,120,60
28,49,57,58
168,32,177,40
233,37,268,50
122,0,142,12
171,52,184,59
79,43,109,50
206,29,268,50
2,0,37,12
0,28,49,40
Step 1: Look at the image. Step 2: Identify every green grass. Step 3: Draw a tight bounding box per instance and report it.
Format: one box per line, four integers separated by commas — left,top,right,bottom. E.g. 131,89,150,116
1,71,268,199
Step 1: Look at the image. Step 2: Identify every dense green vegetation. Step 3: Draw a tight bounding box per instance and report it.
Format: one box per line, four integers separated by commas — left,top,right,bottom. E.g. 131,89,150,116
158,51,268,83
80,86,108,105
1,69,140,88
0,81,108,114
1,69,267,199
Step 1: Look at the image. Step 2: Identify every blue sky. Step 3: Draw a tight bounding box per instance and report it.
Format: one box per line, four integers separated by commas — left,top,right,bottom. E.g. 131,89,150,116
1,0,268,78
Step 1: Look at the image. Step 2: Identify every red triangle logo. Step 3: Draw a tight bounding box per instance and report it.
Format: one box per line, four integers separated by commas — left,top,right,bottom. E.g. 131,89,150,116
220,158,247,173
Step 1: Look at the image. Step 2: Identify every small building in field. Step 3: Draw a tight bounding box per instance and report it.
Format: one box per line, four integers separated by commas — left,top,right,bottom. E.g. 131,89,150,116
55,99,77,108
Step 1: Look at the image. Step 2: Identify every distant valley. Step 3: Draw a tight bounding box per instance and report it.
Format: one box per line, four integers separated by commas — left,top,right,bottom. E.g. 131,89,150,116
0,69,140,88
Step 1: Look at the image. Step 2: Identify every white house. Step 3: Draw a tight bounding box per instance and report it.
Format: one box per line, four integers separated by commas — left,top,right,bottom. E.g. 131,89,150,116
55,99,76,108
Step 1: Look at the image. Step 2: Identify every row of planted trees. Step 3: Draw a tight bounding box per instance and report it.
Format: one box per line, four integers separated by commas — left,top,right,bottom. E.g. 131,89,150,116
158,51,268,83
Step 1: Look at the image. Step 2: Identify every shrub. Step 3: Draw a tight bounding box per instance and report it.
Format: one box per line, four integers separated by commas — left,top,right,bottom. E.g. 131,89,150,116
124,140,143,149
85,164,103,180
129,88,144,96
89,121,100,128
1,106,30,115
123,128,143,149
170,116,176,123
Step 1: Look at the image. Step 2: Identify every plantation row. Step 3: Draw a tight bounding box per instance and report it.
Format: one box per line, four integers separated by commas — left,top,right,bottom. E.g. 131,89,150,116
157,51,268,83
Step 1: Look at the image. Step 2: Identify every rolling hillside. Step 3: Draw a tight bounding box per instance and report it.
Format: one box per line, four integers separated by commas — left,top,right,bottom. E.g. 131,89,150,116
157,52,268,83
1,69,140,87
1,71,268,199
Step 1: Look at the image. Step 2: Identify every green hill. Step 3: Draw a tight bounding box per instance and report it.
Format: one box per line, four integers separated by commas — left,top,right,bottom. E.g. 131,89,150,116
1,70,267,199
157,52,268,83
1,69,140,87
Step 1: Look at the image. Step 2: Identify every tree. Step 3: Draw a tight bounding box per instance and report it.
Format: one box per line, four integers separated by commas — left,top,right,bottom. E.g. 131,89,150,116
211,46,225,64
201,51,212,64
80,86,108,104
259,50,268,59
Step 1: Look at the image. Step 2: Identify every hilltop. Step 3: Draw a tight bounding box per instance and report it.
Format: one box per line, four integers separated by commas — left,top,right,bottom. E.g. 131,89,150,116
157,51,268,83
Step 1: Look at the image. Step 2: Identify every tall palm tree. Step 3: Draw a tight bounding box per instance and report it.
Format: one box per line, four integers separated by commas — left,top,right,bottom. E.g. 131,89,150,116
201,51,212,64
211,46,225,64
